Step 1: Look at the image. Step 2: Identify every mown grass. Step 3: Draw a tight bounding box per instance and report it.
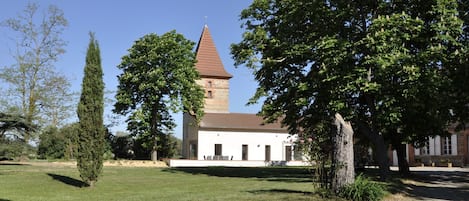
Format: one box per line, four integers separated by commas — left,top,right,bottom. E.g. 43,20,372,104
0,162,346,201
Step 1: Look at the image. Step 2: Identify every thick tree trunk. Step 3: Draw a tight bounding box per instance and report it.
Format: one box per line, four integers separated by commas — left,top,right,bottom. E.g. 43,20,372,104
151,150,158,161
374,138,390,181
357,121,390,180
395,143,410,175
151,136,158,161
331,113,355,193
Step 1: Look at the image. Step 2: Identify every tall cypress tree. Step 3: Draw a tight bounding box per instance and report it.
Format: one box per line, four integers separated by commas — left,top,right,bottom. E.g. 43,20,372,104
77,32,104,187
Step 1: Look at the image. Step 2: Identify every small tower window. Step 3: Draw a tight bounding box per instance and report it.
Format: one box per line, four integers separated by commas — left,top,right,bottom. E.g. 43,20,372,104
207,90,213,98
207,81,213,88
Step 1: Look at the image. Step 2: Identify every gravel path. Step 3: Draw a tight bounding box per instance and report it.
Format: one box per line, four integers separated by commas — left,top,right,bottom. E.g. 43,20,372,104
385,167,469,201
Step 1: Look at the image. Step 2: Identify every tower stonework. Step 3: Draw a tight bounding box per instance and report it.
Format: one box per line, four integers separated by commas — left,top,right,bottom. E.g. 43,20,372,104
196,78,230,113
194,25,232,113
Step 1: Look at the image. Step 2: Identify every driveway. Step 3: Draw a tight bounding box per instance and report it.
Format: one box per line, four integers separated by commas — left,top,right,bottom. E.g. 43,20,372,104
385,167,469,201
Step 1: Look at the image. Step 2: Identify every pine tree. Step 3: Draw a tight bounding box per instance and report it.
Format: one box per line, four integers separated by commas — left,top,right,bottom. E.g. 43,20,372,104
77,33,105,187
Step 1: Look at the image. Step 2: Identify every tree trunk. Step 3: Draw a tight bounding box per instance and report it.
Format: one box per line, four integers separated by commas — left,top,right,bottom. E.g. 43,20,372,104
88,180,96,188
150,106,159,161
395,143,410,175
151,137,158,161
374,138,390,181
357,121,390,180
151,150,158,161
331,113,355,193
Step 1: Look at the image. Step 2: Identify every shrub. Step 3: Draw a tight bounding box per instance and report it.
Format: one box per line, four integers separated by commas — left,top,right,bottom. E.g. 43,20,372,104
339,174,385,201
0,137,36,160
0,140,24,160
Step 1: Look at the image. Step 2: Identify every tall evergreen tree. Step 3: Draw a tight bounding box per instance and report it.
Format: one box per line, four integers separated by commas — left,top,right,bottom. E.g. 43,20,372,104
77,33,105,187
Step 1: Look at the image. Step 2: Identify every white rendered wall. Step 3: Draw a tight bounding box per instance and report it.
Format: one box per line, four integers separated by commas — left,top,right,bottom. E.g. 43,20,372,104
197,130,297,161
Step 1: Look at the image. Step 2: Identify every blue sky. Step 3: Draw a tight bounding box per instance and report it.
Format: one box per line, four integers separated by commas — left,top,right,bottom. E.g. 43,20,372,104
0,0,261,138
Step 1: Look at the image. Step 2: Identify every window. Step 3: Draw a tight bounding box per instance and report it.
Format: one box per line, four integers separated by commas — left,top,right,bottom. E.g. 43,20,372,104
207,81,213,88
242,145,248,160
214,144,222,156
442,137,452,155
420,140,430,155
293,145,303,160
207,90,213,98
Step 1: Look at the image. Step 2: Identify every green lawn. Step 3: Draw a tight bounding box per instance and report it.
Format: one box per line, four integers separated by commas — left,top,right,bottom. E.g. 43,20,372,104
0,162,345,201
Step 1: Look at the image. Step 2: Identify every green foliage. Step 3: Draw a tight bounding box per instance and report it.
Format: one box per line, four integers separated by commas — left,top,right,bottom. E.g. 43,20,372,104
77,33,105,187
0,112,37,159
37,126,65,159
133,136,151,159
0,112,37,138
0,139,28,160
295,121,334,189
158,133,182,159
110,134,135,159
111,133,182,160
37,123,80,160
114,30,204,160
60,123,80,160
231,0,468,177
339,174,385,201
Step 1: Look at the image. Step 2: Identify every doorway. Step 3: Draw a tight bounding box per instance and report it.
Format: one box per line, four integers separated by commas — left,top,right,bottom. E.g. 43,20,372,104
265,145,271,161
285,146,292,161
242,144,248,160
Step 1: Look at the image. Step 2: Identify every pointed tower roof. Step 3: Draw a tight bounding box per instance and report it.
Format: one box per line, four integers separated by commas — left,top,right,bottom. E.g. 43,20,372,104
195,25,232,79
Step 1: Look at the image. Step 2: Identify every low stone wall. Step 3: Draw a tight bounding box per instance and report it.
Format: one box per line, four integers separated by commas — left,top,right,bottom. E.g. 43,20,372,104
168,159,309,167
414,155,465,167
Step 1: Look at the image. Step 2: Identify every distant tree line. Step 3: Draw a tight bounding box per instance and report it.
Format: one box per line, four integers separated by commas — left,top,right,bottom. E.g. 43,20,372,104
34,124,182,160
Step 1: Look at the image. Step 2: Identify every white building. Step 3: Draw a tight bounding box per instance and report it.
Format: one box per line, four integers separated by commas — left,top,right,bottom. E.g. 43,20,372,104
180,25,303,165
183,113,301,162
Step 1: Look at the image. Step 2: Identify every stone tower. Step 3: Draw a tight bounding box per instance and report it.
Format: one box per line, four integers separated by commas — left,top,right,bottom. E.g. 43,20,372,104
194,25,232,113
182,25,233,158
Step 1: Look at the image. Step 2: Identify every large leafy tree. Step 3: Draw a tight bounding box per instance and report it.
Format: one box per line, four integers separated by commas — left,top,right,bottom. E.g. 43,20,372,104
231,0,466,179
77,33,105,187
114,31,204,161
450,0,469,127
0,3,71,137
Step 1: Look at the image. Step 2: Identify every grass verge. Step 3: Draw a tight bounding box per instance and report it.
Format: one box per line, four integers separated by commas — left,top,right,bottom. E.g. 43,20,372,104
0,162,346,201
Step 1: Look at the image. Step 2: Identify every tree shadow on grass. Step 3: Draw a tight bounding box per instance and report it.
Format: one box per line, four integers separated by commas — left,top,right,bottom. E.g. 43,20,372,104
248,188,313,195
163,167,312,183
246,189,341,200
0,199,12,201
0,162,31,166
47,173,87,188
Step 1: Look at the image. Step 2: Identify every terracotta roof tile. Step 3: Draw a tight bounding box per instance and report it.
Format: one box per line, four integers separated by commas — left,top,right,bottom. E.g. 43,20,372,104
195,25,232,79
200,113,287,132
